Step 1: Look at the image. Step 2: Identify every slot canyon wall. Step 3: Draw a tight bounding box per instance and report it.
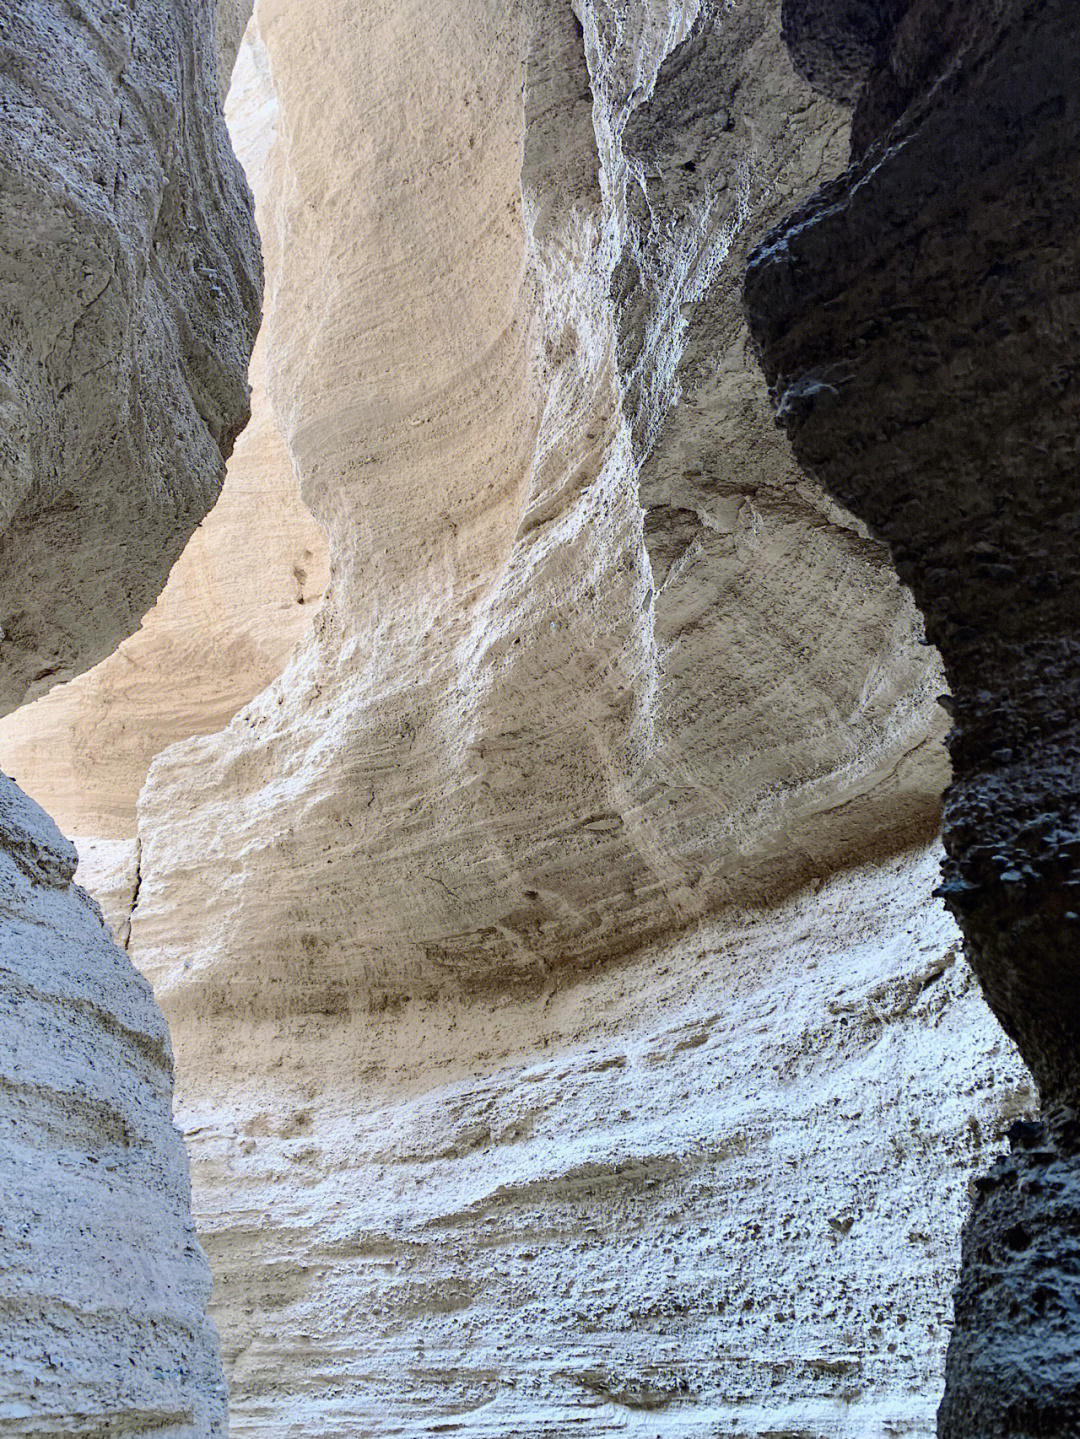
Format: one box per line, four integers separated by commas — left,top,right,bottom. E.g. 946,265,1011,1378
746,0,1080,1430
1,0,1042,1434
0,0,1062,1435
0,0,260,1433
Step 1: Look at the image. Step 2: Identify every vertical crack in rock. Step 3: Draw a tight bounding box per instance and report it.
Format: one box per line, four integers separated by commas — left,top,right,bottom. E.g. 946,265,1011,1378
744,0,1080,1431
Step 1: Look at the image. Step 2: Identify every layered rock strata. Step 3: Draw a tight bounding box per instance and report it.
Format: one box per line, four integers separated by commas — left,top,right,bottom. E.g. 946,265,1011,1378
744,0,1080,1431
0,0,261,715
67,2,1026,1434
0,779,226,1436
0,0,261,1432
133,0,945,1022
172,849,1028,1437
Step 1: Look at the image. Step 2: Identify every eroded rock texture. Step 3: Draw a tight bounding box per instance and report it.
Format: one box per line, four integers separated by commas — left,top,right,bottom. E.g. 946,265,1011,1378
0,780,226,1436
0,0,261,714
744,1,1080,1432
133,0,945,1021
174,849,1028,1437
42,2,1022,1433
0,1,261,1432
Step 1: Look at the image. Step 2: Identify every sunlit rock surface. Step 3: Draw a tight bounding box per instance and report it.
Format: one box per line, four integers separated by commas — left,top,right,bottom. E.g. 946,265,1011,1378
0,2,1031,1434
133,0,945,1021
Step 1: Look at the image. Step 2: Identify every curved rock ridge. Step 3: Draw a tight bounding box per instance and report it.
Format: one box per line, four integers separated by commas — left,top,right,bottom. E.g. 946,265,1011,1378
127,0,947,1025
0,31,329,842
171,847,1028,1437
744,0,1080,1430
0,777,226,1437
0,0,261,715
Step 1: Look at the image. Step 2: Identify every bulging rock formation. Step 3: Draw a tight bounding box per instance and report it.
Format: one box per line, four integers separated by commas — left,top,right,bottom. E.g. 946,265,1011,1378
0,779,227,1436
1,0,1052,1432
133,0,945,1023
0,0,260,716
0,0,261,1433
744,0,1080,1431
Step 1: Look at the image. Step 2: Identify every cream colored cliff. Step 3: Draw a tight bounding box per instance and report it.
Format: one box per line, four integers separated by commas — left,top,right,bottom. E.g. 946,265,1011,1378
2,2,1024,1435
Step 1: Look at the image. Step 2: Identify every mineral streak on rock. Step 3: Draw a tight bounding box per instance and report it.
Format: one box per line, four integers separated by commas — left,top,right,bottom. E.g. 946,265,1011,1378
745,0,1080,1431
0,0,262,715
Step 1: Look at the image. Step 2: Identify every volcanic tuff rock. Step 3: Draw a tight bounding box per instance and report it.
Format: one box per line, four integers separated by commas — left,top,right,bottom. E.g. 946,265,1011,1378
745,0,1080,1431
33,1,1019,1433
131,0,945,1024
0,0,260,1433
0,0,261,716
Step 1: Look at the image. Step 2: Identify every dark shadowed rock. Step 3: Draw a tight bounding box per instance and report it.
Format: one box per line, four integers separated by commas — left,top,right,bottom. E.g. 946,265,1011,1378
745,1,1080,1432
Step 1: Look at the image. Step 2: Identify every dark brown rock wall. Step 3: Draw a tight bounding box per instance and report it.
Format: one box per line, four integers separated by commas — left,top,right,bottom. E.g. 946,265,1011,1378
745,1,1080,1433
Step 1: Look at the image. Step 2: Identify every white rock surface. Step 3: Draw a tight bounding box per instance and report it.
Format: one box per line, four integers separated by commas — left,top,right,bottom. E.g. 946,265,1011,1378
0,778,225,1436
170,848,1028,1437
0,5,1029,1437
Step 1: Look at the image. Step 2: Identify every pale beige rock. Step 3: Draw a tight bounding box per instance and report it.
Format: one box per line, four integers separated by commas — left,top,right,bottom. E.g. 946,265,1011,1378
0,35,328,841
2,6,1020,1436
0,781,226,1437
131,0,946,1025
173,847,1028,1437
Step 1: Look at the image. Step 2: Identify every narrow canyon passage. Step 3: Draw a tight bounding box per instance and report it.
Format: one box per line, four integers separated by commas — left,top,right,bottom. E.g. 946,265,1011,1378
1,1,1076,1437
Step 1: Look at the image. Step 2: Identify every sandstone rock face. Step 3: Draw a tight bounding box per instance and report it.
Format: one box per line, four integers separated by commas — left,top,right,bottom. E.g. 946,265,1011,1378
744,0,1080,1431
0,1,260,1433
0,778,226,1436
132,0,946,1025
0,0,261,715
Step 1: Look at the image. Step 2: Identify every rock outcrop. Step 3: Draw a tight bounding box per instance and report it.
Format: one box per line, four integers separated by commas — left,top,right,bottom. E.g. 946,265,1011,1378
744,0,1080,1431
0,0,261,716
133,0,944,1022
0,1,261,1433
0,779,227,1436
172,845,1028,1437
24,2,1019,1433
